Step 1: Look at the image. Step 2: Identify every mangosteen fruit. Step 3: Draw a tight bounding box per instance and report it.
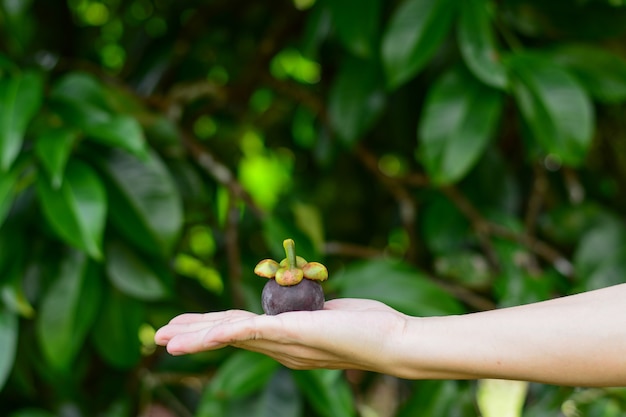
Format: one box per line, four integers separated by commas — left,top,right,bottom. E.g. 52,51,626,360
254,238,328,315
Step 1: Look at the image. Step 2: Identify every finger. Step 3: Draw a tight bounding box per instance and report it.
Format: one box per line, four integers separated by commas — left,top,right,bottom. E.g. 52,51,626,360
155,311,257,345
168,309,253,324
323,298,388,311
165,314,287,354
163,316,259,354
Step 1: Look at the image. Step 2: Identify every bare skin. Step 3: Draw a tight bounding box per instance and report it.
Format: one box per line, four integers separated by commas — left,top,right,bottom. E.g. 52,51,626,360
154,283,626,387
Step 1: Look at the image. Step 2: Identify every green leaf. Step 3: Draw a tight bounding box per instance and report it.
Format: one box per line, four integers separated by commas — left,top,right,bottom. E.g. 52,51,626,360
214,368,303,417
97,149,183,257
574,219,626,291
292,369,355,417
0,161,20,228
37,159,107,259
35,250,101,373
574,221,625,279
507,52,594,166
92,289,144,369
248,368,302,417
85,114,147,159
197,351,280,417
457,0,508,89
421,195,472,255
330,259,465,316
397,380,475,417
34,128,77,188
50,72,111,110
328,57,386,147
105,240,171,301
418,66,503,185
0,71,44,171
381,0,456,89
50,72,146,158
548,44,626,103
208,351,280,398
326,0,380,58
0,307,18,390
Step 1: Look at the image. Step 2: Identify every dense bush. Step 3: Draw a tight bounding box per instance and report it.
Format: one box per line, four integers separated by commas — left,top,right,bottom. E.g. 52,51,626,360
2,0,626,416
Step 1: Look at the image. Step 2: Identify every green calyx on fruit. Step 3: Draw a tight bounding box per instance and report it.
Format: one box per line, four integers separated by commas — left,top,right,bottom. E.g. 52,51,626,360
302,261,328,281
253,238,328,286
254,259,280,278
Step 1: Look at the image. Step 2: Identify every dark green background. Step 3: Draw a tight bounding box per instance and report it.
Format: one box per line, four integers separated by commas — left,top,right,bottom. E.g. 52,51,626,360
2,0,626,415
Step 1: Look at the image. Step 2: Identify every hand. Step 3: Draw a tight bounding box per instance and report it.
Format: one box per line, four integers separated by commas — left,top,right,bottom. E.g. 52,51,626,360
154,298,409,373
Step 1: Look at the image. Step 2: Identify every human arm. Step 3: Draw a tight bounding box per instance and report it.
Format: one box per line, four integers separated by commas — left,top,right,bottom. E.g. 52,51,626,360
154,284,626,387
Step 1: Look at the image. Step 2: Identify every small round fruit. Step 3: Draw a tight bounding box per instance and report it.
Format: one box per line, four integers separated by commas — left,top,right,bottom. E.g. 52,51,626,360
261,278,325,315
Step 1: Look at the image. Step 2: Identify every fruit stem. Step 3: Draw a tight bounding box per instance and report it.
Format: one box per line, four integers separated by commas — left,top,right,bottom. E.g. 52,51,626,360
283,238,297,269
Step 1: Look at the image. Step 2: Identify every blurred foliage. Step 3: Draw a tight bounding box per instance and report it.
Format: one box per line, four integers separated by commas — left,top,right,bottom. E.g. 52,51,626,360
2,0,626,416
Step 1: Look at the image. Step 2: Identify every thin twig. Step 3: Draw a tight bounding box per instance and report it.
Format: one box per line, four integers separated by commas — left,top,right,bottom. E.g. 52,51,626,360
439,185,501,271
525,162,548,236
355,144,419,263
179,132,262,308
323,241,385,259
225,197,245,309
180,132,266,219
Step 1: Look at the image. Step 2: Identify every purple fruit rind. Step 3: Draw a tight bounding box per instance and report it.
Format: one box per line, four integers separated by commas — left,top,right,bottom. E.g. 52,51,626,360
261,279,325,315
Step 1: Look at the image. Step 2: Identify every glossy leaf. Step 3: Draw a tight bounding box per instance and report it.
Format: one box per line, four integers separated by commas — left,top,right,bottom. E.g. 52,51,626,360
84,114,147,159
457,0,508,89
37,160,107,259
0,308,18,390
397,380,475,417
212,368,302,417
0,162,19,228
92,289,143,369
418,66,503,185
327,0,380,58
574,219,626,291
207,351,280,398
34,128,77,188
292,369,355,417
381,0,456,89
330,259,465,316
97,149,182,257
0,71,44,171
105,240,171,301
50,72,111,110
328,57,386,146
507,52,594,166
421,195,472,255
36,250,100,372
197,351,280,417
249,369,302,417
50,72,146,158
548,44,626,103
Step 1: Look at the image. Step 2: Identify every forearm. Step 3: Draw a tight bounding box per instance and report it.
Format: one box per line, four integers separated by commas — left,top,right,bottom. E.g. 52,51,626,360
392,284,626,386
